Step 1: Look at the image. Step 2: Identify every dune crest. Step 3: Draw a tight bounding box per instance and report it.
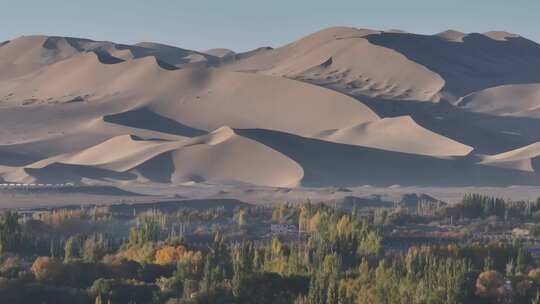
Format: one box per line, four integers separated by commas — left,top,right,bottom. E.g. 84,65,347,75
223,27,445,101
457,83,540,117
435,30,466,42
480,142,540,172
365,31,540,99
314,116,473,157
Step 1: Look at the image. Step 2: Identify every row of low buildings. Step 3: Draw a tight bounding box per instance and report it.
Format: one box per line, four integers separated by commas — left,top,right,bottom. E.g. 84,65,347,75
269,224,298,234
0,183,75,188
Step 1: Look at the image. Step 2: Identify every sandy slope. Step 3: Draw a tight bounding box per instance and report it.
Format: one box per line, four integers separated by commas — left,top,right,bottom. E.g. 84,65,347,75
145,67,380,135
0,35,218,79
168,126,303,187
23,135,181,172
314,116,473,157
204,48,236,63
224,27,445,101
457,83,540,117
365,31,540,100
0,51,378,133
224,27,540,103
236,128,540,187
0,50,472,157
0,127,303,187
1,29,540,189
0,36,82,79
479,142,540,172
435,30,466,42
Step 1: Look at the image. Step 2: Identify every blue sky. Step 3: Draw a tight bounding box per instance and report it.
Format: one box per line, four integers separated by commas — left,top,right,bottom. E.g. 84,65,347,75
1,0,538,52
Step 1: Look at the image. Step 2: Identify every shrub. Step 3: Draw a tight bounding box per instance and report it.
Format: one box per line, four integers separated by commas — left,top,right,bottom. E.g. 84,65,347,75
31,257,63,282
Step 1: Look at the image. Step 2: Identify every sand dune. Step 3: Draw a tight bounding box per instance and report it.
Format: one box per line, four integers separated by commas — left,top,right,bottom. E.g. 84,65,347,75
435,30,466,42
168,126,304,187
1,29,540,189
0,116,186,161
224,27,445,101
236,128,540,187
480,142,540,172
234,47,273,61
0,51,378,135
24,135,181,172
146,68,381,135
0,36,82,79
483,31,521,41
1,127,303,187
314,116,473,157
224,27,540,103
365,31,540,100
133,42,218,67
457,83,540,117
204,48,236,63
0,35,217,80
0,49,469,157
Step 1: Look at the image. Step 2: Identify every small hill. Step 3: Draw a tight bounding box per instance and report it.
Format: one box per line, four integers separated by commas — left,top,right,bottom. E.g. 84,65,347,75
457,83,540,117
314,115,473,157
480,142,540,172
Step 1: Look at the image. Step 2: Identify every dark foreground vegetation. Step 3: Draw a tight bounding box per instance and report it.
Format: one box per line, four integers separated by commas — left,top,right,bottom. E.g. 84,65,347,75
1,194,540,303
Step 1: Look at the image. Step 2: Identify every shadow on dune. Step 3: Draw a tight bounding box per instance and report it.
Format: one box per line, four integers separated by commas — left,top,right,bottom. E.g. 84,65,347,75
133,151,176,183
103,107,207,137
91,50,125,64
366,32,540,97
24,163,137,184
41,36,214,69
128,42,220,67
0,151,38,166
236,128,540,188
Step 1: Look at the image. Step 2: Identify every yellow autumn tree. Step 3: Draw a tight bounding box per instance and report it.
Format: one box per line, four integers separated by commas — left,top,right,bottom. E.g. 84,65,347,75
356,285,376,304
475,271,507,299
298,205,309,232
308,211,321,233
154,245,202,266
117,242,156,264
336,215,352,239
529,268,540,283
31,256,63,281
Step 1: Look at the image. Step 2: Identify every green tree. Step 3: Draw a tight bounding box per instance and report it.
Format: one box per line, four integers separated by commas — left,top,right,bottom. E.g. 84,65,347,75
0,211,22,253
64,235,83,262
532,292,540,304
83,233,110,263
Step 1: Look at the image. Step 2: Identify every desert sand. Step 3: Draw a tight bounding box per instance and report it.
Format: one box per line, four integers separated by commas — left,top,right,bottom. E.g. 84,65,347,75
1,27,540,207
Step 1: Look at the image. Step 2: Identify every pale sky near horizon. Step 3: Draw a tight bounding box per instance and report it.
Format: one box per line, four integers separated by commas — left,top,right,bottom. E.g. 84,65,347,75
1,0,538,52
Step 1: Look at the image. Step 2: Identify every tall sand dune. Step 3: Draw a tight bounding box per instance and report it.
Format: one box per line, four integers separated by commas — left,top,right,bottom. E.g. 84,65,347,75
224,27,445,101
365,31,540,100
1,29,540,188
458,83,540,117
